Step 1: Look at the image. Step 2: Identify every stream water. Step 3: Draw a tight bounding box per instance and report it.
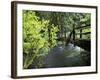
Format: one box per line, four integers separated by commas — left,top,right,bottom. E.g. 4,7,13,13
45,43,90,68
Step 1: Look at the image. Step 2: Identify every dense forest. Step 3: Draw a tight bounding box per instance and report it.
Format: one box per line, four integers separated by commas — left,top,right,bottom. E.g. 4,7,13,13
23,10,91,69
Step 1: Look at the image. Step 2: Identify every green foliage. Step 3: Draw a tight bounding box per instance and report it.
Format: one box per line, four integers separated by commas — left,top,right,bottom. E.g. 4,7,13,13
23,10,59,68
50,24,59,47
